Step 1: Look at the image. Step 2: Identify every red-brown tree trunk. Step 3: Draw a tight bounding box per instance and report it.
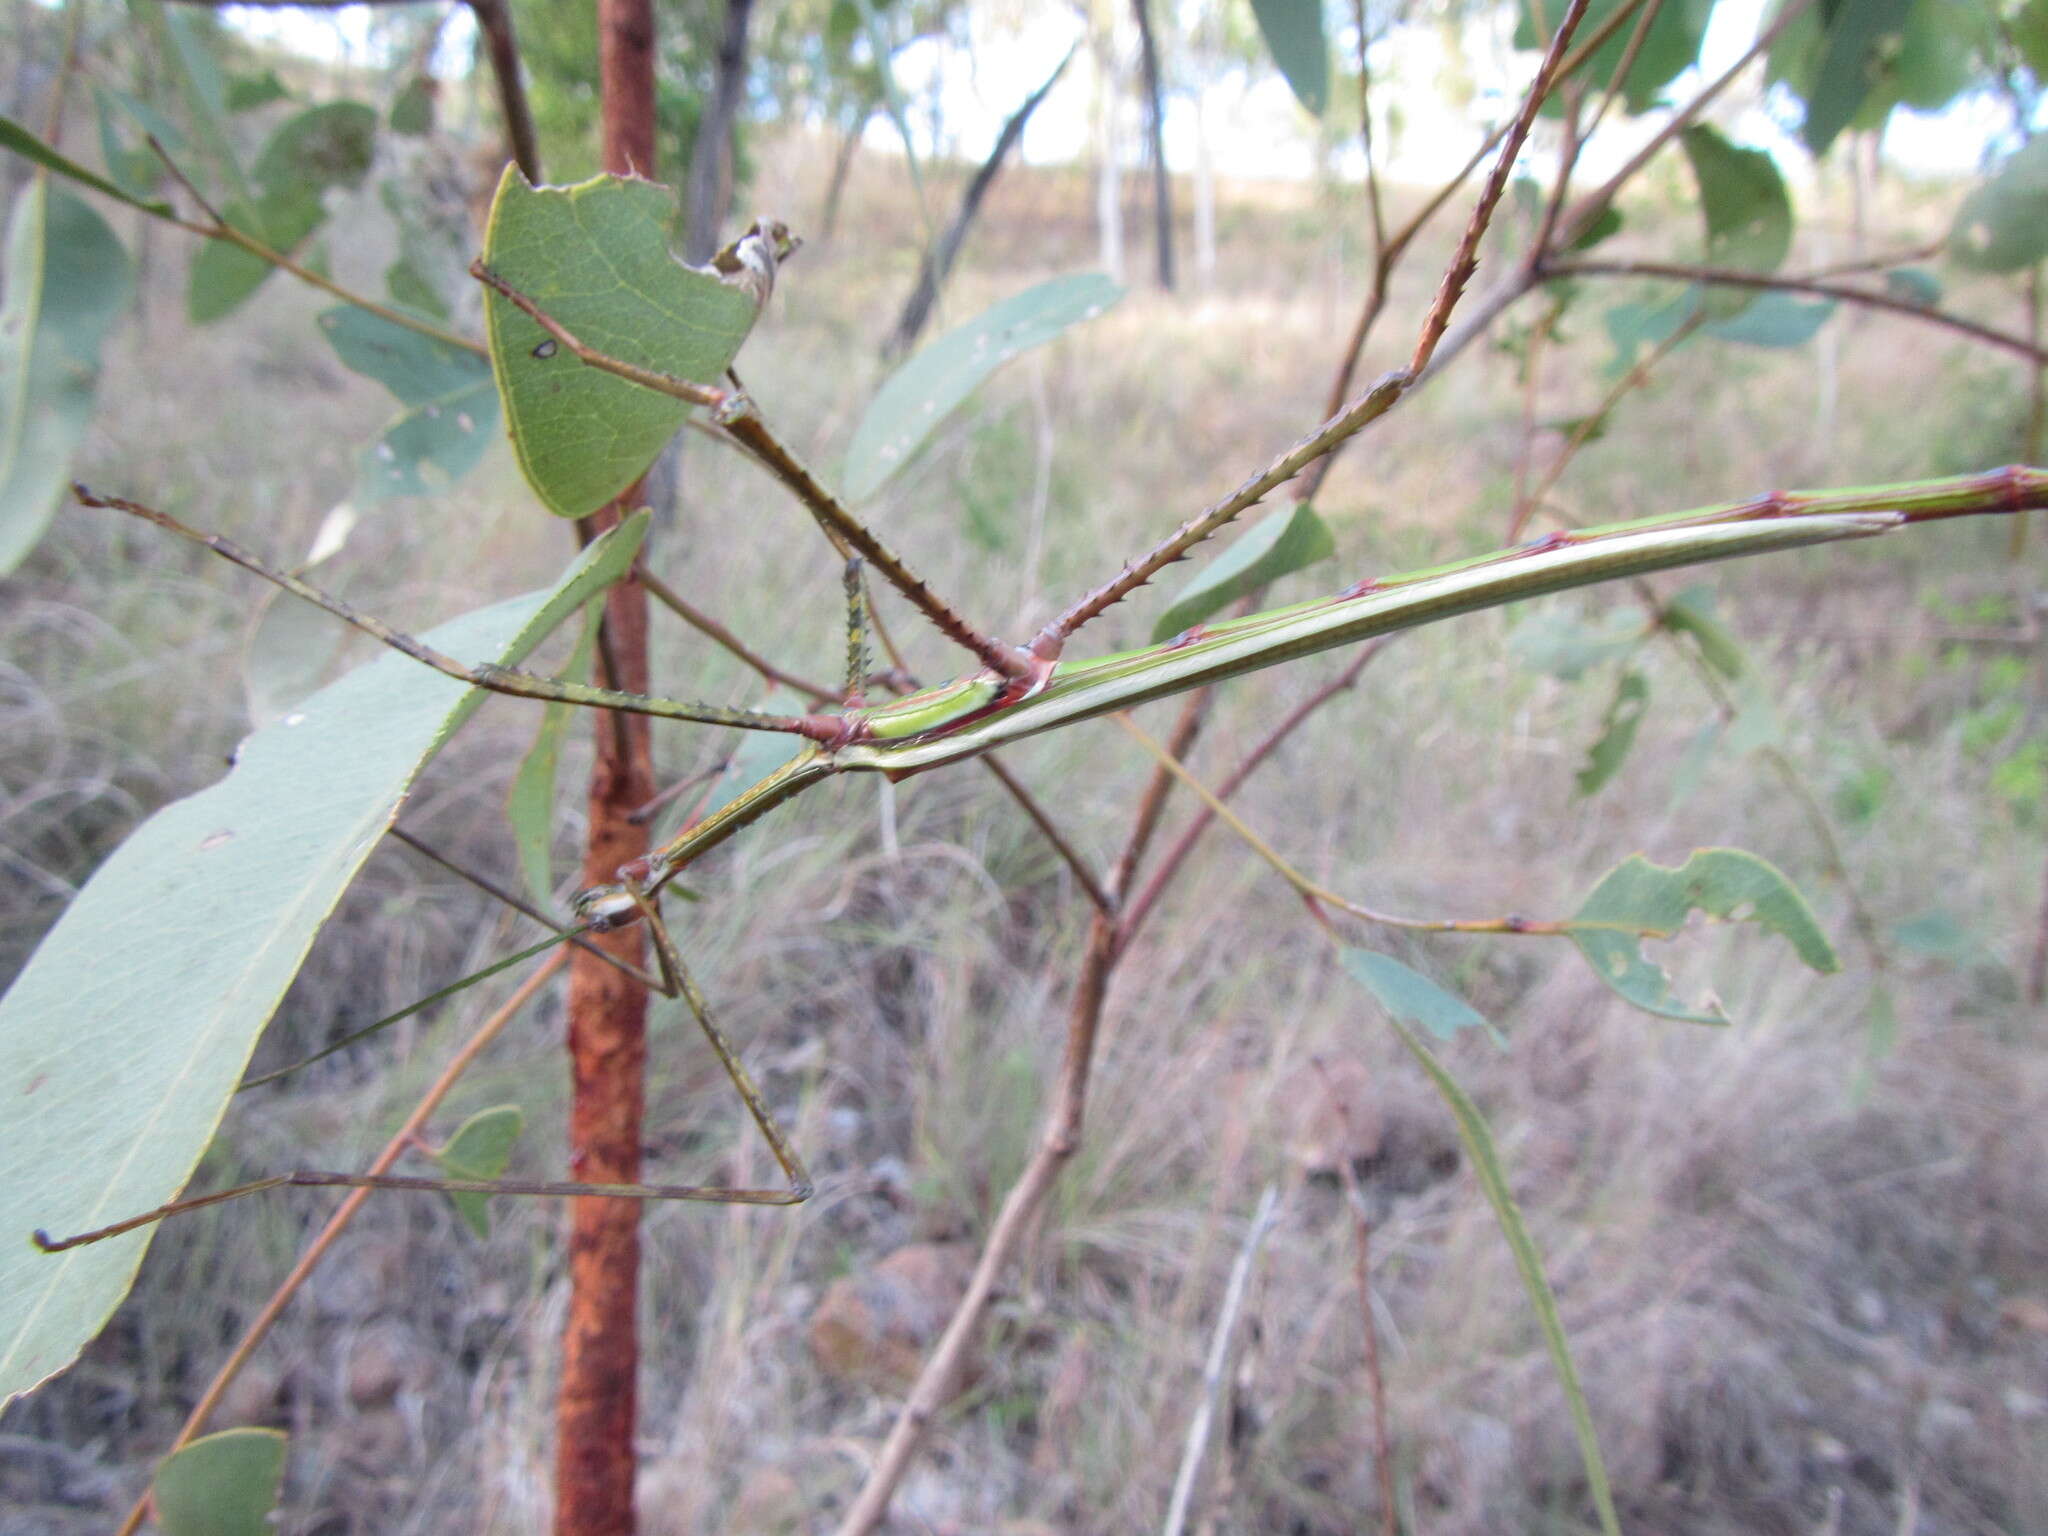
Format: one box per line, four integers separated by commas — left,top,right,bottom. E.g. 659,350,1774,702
554,3,658,1532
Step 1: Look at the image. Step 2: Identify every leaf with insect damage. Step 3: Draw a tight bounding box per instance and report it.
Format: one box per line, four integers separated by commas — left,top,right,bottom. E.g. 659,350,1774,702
1568,847,1838,1023
154,1428,287,1536
844,272,1122,502
317,305,499,503
481,167,762,518
431,1105,526,1239
0,514,648,1409
0,182,133,576
1150,503,1335,643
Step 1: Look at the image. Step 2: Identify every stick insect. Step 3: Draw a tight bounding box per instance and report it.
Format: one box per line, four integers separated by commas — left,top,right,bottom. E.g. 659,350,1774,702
22,206,2048,1260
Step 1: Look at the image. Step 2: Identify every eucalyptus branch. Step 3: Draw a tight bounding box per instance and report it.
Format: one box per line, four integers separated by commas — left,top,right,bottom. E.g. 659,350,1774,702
469,260,1033,681
1544,256,2048,365
468,0,542,182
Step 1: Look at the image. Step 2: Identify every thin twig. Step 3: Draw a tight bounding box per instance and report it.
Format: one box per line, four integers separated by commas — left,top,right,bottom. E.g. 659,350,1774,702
636,564,839,703
1160,1184,1282,1536
111,953,569,1536
1409,0,1595,378
467,0,542,182
979,754,1117,914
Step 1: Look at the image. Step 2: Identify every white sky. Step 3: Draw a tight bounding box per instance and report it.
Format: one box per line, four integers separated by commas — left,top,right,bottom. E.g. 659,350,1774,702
222,0,2015,187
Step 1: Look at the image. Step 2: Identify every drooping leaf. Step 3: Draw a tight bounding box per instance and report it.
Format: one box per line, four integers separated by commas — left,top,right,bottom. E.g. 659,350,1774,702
0,183,133,575
1373,1010,1622,1536
506,602,599,902
187,192,321,324
480,168,762,518
1568,848,1839,1024
845,272,1122,502
1150,503,1336,642
317,305,500,501
0,113,173,217
1949,139,2048,273
432,1105,526,1238
0,515,648,1408
1660,584,1745,678
1341,948,1505,1045
1519,0,1711,114
1576,670,1648,795
1249,0,1331,116
1679,126,1792,284
1510,604,1649,680
153,1428,287,1536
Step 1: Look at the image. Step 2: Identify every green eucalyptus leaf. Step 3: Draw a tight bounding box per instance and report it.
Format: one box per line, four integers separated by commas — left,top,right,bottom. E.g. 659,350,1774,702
2017,0,2048,74
1576,670,1648,796
390,75,436,136
1150,503,1335,642
1705,291,1835,347
153,2,251,205
433,1105,526,1238
154,1428,287,1536
91,88,164,201
1569,848,1839,1024
0,516,648,1408
1882,267,1941,307
1570,206,1623,252
0,183,133,576
1679,126,1792,283
0,113,173,217
252,101,376,194
1949,139,2048,272
187,191,320,324
480,168,762,518
1510,604,1649,680
1801,0,1916,153
1248,0,1331,117
385,256,451,319
1342,948,1505,1045
226,69,291,113
1519,0,1711,113
844,272,1122,502
316,306,500,501
1377,1012,1621,1533
1659,584,1745,678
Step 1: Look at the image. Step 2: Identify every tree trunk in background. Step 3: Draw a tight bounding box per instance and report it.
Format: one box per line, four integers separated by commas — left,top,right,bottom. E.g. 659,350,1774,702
1130,0,1174,291
685,0,755,264
1094,33,1124,283
554,3,659,1533
819,102,871,241
883,46,1076,358
1191,85,1215,289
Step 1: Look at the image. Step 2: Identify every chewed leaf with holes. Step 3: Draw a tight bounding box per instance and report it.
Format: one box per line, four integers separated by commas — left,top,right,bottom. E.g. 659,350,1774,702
318,305,498,503
844,272,1122,502
481,168,761,517
1568,848,1838,1024
0,515,647,1409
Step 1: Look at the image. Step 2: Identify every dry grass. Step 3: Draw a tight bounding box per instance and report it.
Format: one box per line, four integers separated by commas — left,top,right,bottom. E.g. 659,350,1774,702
2,112,2045,1536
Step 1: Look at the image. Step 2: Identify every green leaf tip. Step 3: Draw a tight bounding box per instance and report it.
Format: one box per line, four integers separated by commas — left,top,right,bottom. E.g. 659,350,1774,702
1342,948,1505,1046
1569,847,1840,1024
434,1104,526,1239
154,1427,287,1536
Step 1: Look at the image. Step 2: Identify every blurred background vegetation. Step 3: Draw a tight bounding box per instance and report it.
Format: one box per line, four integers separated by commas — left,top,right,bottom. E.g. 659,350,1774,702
0,0,2044,1530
